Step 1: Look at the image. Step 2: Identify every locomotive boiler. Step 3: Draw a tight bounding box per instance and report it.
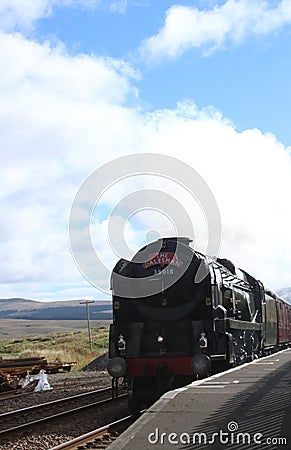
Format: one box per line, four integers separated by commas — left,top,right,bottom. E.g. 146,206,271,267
107,237,291,414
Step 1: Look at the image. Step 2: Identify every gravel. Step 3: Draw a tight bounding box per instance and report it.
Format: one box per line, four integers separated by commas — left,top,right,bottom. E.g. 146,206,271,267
0,370,112,413
0,398,128,450
0,370,128,450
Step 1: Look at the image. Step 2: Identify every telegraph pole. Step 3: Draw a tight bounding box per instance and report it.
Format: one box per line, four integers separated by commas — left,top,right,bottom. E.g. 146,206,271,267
80,300,94,351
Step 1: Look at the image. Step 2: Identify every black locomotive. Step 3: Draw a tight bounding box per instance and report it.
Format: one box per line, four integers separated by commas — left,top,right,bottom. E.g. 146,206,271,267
107,237,291,414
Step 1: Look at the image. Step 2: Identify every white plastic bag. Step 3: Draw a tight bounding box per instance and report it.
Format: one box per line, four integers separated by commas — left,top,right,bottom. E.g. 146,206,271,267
33,370,52,391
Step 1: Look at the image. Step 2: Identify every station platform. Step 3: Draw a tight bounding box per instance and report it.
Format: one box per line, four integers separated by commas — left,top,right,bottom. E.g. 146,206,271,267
108,349,291,449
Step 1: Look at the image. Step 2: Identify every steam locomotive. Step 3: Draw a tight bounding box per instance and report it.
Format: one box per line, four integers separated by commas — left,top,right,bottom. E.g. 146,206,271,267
107,237,291,414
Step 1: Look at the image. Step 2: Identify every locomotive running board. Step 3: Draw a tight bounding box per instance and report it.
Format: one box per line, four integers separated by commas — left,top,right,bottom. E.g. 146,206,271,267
226,319,262,331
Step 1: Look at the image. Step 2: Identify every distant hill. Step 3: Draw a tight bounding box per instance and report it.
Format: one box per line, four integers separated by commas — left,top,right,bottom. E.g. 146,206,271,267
1,287,290,321
0,298,112,320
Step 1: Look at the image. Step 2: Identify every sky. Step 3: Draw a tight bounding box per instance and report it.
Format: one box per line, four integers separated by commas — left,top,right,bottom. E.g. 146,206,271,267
1,0,291,301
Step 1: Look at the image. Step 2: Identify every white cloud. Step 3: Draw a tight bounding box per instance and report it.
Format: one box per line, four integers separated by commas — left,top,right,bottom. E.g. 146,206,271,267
139,102,291,289
0,0,133,32
140,0,291,62
110,0,128,15
0,31,143,299
70,100,291,293
0,0,72,31
1,14,291,300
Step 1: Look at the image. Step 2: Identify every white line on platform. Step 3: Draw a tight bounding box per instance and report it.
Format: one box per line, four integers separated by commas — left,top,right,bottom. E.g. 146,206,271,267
194,385,225,388
255,362,275,364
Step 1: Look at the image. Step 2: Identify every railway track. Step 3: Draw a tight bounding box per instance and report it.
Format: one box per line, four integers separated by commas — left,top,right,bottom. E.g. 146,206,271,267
49,415,133,450
0,386,127,439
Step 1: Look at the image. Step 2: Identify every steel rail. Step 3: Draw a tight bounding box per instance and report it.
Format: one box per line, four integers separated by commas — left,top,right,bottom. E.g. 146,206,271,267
0,386,113,418
0,391,127,437
48,415,133,450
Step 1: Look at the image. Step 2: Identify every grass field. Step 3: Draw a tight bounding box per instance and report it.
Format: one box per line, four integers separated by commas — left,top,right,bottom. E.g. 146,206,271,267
0,319,111,369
